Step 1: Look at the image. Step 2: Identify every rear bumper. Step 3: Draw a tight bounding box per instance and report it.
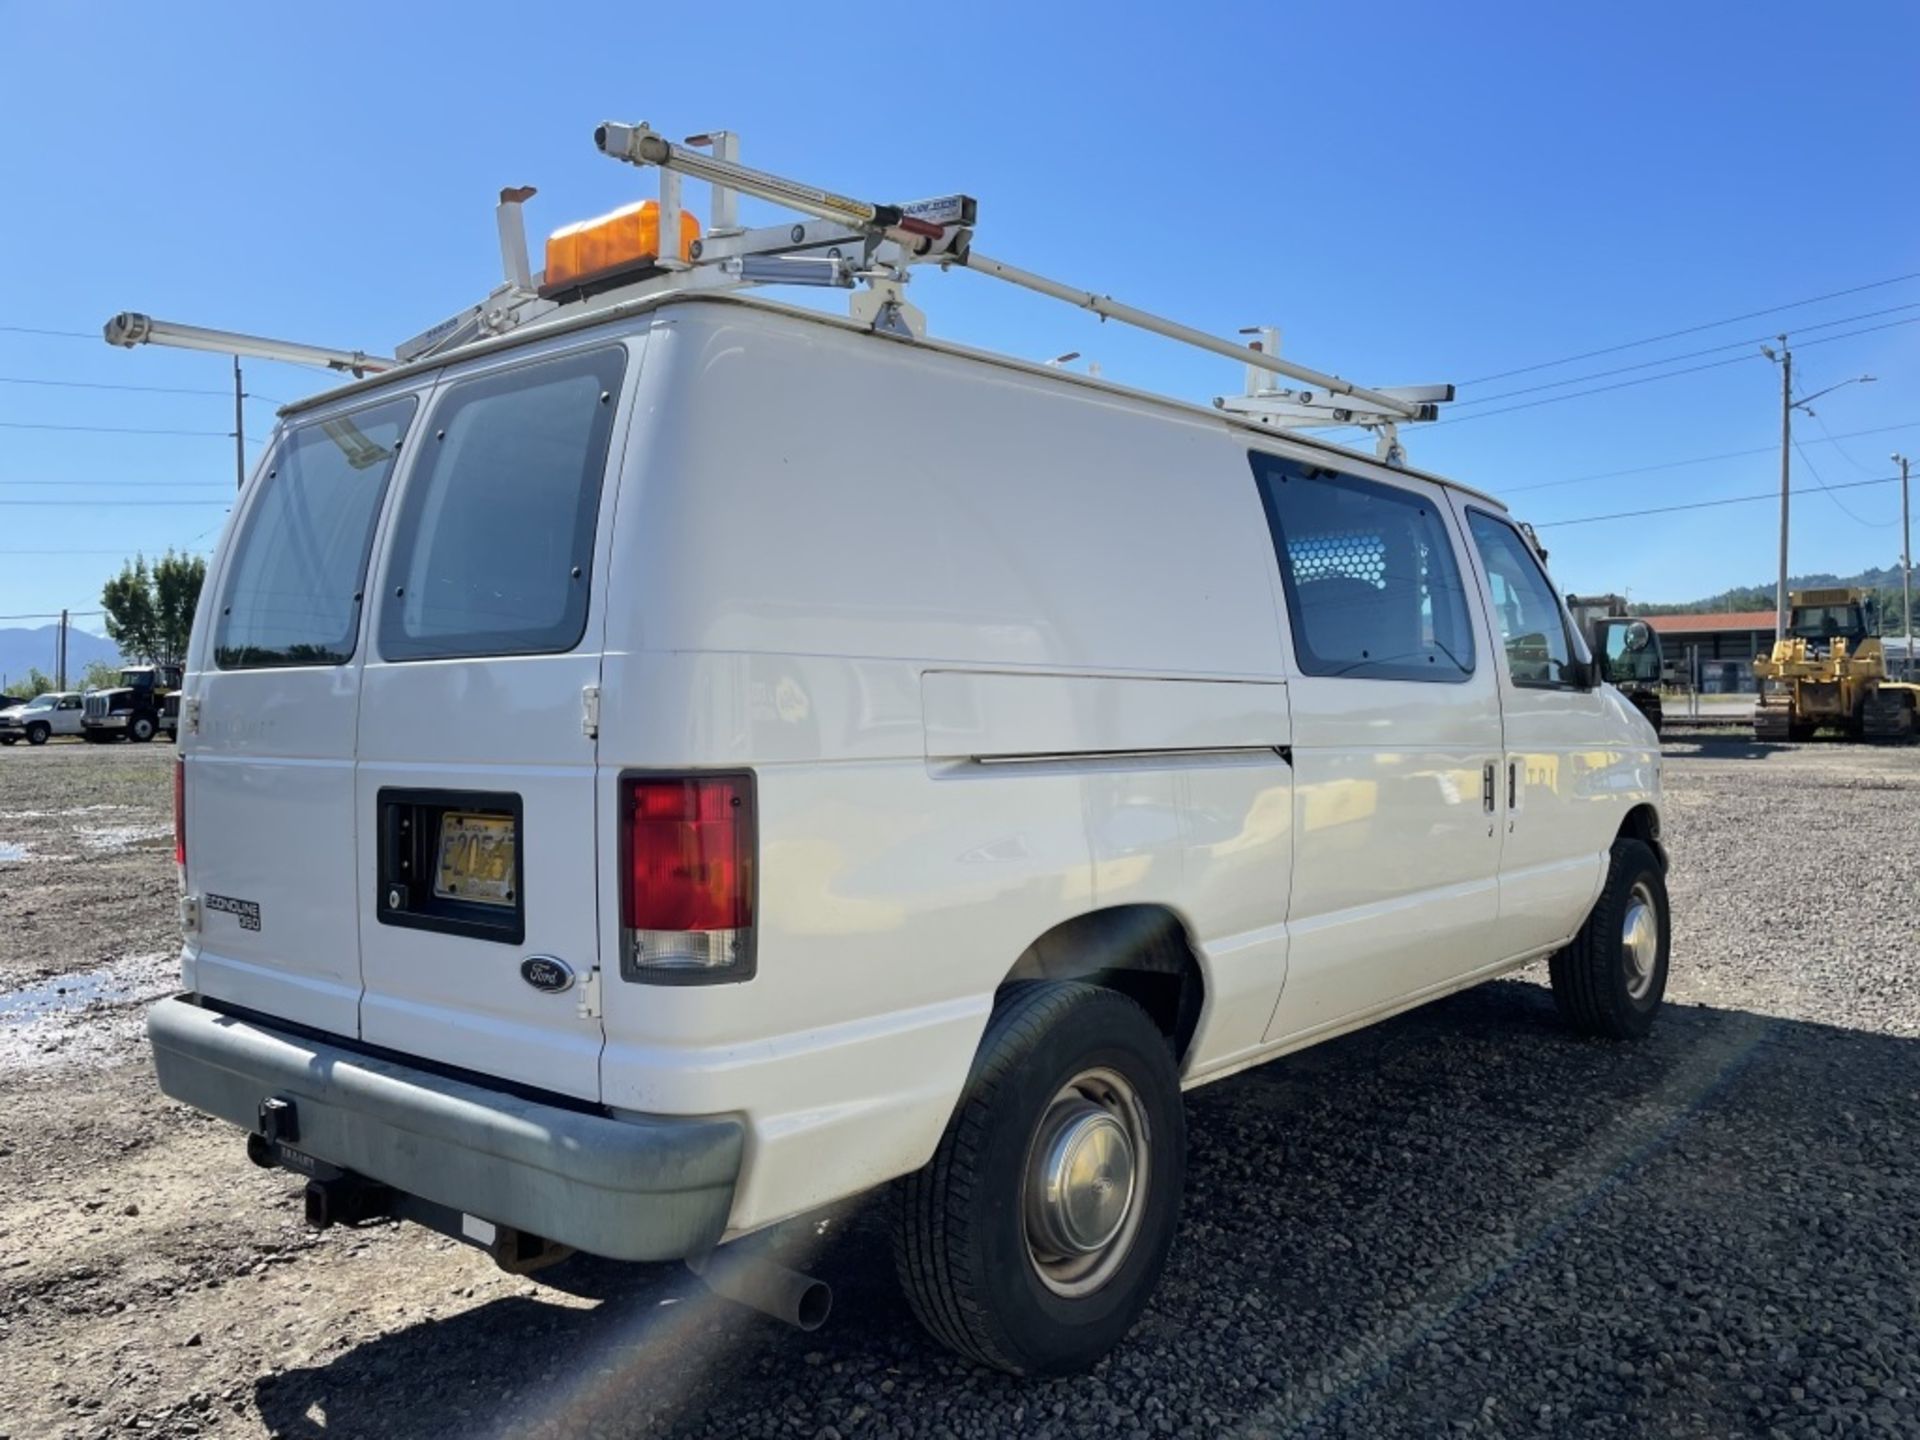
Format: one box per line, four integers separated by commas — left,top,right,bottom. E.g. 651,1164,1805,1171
147,995,744,1262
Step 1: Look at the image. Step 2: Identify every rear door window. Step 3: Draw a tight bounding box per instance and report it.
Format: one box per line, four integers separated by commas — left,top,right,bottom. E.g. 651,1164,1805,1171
378,346,627,662
1252,454,1476,682
214,395,417,669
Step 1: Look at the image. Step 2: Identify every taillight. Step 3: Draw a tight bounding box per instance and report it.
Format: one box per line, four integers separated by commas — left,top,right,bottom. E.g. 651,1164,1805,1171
173,758,186,876
619,774,755,982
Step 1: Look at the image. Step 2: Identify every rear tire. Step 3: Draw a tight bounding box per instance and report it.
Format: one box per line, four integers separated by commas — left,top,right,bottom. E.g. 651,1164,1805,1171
26,722,50,746
893,981,1186,1375
1550,837,1670,1040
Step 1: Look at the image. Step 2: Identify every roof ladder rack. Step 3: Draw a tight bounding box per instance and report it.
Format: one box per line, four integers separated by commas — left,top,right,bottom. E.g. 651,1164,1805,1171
592,118,1452,453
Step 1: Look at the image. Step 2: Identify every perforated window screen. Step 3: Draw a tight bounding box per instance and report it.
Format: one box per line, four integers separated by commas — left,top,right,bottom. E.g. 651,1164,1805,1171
1251,455,1476,683
1287,530,1388,589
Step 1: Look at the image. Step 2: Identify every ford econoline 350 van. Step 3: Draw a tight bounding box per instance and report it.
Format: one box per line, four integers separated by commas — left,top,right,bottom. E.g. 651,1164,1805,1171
147,204,1668,1377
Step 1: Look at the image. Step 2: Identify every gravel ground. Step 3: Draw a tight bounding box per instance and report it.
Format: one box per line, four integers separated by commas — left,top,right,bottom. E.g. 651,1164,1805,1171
0,733,1916,1439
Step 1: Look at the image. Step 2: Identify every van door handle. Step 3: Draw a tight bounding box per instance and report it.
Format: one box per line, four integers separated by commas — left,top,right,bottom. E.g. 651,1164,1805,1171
1507,761,1518,810
1482,761,1497,813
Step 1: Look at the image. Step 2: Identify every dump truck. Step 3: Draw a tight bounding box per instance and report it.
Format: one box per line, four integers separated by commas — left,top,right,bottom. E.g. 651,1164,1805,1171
1753,587,1918,742
1567,594,1664,732
81,662,182,743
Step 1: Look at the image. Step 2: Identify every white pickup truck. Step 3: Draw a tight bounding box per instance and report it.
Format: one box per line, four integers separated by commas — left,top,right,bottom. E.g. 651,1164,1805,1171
0,690,86,745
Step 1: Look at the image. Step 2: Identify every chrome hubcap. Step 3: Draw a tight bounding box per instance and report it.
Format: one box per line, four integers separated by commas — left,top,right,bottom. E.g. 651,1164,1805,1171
1023,1067,1148,1297
1621,881,1659,1001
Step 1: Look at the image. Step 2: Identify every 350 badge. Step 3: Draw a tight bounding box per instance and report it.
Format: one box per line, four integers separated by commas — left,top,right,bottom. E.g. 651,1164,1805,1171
204,893,262,932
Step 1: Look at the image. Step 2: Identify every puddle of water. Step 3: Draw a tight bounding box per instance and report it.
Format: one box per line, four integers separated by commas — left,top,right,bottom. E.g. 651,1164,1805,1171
0,805,136,823
75,824,173,853
0,952,177,1073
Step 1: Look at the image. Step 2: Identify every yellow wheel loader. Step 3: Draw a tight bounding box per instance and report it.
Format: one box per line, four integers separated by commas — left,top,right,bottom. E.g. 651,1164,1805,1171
1752,587,1919,743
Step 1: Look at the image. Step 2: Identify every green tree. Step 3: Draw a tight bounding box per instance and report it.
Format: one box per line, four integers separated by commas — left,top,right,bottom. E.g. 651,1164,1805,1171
102,550,205,665
16,666,55,697
81,659,122,693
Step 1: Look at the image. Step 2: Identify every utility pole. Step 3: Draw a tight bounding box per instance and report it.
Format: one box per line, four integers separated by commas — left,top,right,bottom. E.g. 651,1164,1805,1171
233,356,246,491
1762,344,1876,642
1896,451,1913,680
1772,335,1792,640
57,608,67,690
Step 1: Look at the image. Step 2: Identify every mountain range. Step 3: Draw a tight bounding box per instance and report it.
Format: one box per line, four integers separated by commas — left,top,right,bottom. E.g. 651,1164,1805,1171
0,625,123,693
1635,565,1911,616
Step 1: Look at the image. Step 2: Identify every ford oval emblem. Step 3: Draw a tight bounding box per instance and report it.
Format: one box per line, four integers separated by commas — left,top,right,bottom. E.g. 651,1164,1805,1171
520,956,574,994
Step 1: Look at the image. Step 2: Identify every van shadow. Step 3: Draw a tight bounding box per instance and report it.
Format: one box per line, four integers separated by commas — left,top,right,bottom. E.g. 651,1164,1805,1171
256,981,1920,1439
1660,731,1787,761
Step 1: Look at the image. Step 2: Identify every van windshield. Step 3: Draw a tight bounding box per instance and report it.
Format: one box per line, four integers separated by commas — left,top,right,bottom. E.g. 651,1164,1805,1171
214,396,417,668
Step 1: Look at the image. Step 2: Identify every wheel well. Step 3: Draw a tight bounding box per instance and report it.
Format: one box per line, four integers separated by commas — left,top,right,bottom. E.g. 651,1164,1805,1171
1618,803,1667,872
999,905,1205,1064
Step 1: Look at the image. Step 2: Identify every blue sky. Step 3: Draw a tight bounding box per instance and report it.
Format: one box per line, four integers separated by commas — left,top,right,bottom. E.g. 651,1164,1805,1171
1,1,1914,637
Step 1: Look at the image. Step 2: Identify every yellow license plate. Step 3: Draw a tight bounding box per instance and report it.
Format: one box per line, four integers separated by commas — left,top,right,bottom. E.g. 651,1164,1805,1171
434,812,517,907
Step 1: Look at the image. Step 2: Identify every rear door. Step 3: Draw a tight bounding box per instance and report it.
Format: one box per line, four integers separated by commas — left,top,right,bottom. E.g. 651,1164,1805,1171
353,339,636,1101
185,393,420,1036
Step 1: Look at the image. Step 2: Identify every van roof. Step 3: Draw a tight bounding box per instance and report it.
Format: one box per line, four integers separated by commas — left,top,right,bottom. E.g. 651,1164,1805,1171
280,291,1507,510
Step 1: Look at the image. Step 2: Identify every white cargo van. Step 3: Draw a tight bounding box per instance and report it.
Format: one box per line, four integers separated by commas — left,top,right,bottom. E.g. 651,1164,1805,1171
143,128,1668,1377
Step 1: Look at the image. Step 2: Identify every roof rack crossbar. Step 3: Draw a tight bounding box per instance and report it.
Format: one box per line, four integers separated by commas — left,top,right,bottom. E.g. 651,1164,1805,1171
102,312,396,375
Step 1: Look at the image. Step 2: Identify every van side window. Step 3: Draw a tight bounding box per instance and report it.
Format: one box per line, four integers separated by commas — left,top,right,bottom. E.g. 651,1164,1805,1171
1465,510,1578,687
213,395,417,669
1251,455,1476,682
379,346,627,663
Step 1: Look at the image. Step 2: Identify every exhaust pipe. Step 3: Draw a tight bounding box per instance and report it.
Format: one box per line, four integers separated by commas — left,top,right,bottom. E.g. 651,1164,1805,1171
691,1249,832,1331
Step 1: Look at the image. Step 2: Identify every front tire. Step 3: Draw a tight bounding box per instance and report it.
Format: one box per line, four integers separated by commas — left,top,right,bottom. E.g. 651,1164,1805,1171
893,981,1186,1376
129,715,156,743
1550,837,1670,1039
25,722,50,746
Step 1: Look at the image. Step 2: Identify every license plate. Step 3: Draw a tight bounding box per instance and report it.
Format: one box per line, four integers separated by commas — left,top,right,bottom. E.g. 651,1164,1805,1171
434,811,516,907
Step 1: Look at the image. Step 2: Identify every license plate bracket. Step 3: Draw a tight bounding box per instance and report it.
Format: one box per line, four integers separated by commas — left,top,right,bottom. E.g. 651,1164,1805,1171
376,788,525,945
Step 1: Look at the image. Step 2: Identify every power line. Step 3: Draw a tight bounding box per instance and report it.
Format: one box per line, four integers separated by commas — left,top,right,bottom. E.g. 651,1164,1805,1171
0,548,211,555
1436,352,1758,426
1451,301,1920,410
0,324,94,340
1503,419,1920,495
0,609,106,620
1459,270,1920,386
0,498,229,507
1532,473,1900,528
1432,316,1920,428
1808,412,1885,477
1790,435,1880,527
0,375,226,398
0,374,286,408
0,479,232,489
0,420,264,440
